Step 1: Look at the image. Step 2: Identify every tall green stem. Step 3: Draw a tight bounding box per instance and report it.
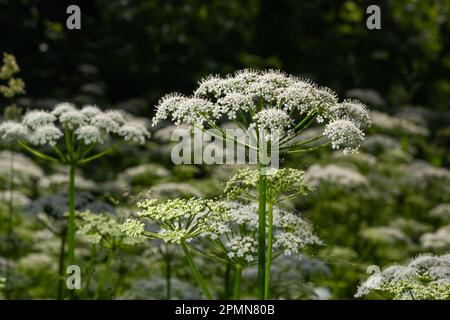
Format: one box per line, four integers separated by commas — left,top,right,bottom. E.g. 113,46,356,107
57,229,67,299
164,252,172,300
68,165,76,266
233,265,242,300
257,163,267,300
264,201,273,299
94,249,115,299
224,261,231,299
180,241,212,300
84,244,97,298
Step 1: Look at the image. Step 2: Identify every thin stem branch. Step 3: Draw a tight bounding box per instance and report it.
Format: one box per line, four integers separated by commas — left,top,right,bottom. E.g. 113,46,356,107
233,265,242,300
180,241,212,300
257,162,267,300
264,201,273,299
94,249,115,300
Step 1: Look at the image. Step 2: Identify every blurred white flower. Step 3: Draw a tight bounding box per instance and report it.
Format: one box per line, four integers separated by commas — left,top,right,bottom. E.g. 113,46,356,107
29,124,63,146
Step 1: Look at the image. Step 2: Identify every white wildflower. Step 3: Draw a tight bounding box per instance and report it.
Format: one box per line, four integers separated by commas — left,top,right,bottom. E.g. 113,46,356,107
75,125,104,145
29,124,63,146
51,102,76,117
305,164,367,188
324,119,365,154
59,110,87,129
121,219,145,239
118,122,150,145
22,110,56,129
420,225,450,250
0,121,28,142
429,204,450,220
225,236,258,263
328,100,371,128
80,104,102,118
252,108,293,132
91,112,120,133
217,93,254,119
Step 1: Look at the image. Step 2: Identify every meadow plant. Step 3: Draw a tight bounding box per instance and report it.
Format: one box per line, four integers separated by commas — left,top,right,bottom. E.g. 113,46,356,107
77,211,145,298
123,198,230,299
0,103,150,298
356,254,450,300
152,69,370,299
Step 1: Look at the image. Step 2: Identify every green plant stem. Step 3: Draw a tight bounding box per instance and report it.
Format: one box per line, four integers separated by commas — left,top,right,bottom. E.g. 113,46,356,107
233,265,242,300
224,261,231,299
164,252,172,300
257,163,267,300
94,249,115,299
68,165,76,267
264,201,273,299
180,241,212,300
57,229,67,300
84,244,97,298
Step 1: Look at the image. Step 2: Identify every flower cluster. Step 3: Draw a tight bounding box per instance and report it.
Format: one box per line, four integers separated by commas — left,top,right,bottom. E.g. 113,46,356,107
124,198,230,244
420,225,450,251
225,236,258,263
304,164,368,189
355,254,450,300
225,168,312,202
208,202,322,265
0,103,150,148
77,211,145,249
429,204,450,221
153,69,369,154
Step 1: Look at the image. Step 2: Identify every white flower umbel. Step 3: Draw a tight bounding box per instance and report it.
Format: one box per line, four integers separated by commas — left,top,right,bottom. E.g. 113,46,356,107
22,110,56,130
154,69,369,155
304,164,368,189
0,103,150,276
153,69,369,300
118,122,151,145
0,121,28,142
29,124,63,146
75,125,104,145
356,254,450,300
127,198,230,300
324,119,365,155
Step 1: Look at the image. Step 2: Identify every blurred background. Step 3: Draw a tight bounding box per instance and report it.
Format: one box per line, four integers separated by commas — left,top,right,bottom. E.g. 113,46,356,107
0,0,449,300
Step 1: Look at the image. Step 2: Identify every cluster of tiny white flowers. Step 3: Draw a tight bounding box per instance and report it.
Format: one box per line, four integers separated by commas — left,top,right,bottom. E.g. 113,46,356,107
225,236,258,263
22,110,56,129
324,119,365,155
327,100,371,128
133,198,230,243
0,102,150,148
153,69,369,153
117,122,151,145
75,125,104,145
251,108,293,132
370,111,429,137
217,92,254,119
429,204,450,220
29,124,63,146
219,202,321,259
122,218,146,239
304,164,368,188
360,226,410,245
0,121,28,142
355,254,450,299
225,168,311,202
77,211,144,248
59,110,87,129
420,225,450,251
